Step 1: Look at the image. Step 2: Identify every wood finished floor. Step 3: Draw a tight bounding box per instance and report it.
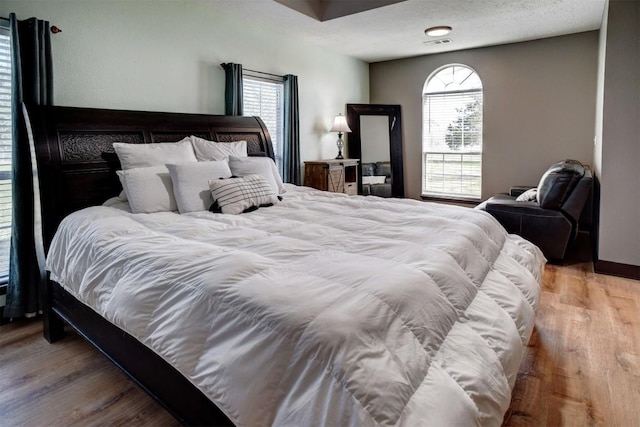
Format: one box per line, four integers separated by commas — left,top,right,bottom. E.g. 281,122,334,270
1,261,638,426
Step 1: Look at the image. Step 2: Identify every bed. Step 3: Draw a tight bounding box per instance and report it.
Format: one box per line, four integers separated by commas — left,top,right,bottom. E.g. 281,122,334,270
28,103,545,426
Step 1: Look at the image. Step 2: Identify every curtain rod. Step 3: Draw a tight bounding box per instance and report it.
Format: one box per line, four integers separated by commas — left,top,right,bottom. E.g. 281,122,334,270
244,68,283,78
220,63,283,79
0,16,61,33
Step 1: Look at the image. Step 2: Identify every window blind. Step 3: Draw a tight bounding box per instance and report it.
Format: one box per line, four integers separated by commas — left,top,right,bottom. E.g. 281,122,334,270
0,25,11,280
422,91,482,153
242,77,284,167
422,90,483,199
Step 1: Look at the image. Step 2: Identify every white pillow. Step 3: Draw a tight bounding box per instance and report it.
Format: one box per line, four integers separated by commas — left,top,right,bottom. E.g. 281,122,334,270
116,166,176,213
208,174,279,215
516,188,538,202
190,136,248,161
113,138,197,170
167,161,232,213
228,155,286,195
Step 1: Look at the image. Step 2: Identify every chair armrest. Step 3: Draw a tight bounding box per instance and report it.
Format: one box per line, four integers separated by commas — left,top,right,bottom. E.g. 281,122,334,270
509,186,535,197
483,200,564,217
481,199,572,259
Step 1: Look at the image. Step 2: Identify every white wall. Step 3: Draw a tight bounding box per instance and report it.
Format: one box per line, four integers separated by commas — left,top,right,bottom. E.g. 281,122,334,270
594,0,640,267
593,1,607,180
1,0,369,165
370,32,599,200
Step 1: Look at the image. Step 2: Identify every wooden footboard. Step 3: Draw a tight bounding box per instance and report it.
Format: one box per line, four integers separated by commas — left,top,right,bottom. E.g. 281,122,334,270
44,279,233,426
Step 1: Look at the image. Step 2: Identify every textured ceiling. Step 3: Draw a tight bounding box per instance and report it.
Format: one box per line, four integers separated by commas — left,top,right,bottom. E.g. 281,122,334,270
205,0,606,63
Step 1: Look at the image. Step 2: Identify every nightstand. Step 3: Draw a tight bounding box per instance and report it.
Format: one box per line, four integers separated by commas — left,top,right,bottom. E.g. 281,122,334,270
304,159,359,195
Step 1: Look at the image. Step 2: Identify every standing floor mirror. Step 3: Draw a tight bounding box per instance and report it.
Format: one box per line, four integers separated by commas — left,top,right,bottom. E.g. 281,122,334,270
346,104,404,198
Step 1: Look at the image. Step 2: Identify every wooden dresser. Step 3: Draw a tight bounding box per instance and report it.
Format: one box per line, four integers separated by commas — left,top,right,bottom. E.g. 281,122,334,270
304,159,359,195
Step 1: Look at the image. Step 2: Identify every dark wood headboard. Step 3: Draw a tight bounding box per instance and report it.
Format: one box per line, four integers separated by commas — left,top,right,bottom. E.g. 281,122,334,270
24,104,275,249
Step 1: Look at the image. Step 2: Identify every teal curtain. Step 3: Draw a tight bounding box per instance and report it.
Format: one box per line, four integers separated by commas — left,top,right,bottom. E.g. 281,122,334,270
282,75,300,184
4,14,52,318
222,63,243,116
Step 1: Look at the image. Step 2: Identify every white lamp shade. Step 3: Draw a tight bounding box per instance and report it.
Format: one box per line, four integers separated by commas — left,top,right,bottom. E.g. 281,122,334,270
330,114,352,133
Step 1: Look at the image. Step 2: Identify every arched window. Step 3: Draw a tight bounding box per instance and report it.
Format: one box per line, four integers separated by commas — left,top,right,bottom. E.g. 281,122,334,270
422,65,483,199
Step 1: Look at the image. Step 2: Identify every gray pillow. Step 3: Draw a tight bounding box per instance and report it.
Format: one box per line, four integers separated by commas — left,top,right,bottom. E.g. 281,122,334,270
228,156,286,195
116,166,176,213
167,161,232,213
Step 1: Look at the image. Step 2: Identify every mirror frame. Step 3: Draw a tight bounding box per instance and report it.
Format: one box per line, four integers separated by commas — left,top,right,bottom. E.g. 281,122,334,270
346,104,404,198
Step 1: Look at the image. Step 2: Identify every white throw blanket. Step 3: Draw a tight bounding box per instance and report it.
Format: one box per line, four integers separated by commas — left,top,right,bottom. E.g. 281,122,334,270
47,185,545,426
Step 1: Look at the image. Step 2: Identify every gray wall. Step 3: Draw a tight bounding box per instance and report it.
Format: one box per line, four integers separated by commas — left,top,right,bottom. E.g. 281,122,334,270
1,0,369,163
370,32,599,200
593,0,640,267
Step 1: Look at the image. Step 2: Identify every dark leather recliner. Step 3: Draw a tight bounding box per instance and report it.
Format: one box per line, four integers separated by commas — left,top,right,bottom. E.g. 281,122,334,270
477,160,593,260
362,161,392,198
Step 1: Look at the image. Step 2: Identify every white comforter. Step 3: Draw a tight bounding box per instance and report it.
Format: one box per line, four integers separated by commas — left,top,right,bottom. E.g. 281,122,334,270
47,185,544,427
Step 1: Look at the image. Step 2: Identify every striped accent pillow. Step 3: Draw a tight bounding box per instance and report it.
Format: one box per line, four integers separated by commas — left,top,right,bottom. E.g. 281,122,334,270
208,174,279,214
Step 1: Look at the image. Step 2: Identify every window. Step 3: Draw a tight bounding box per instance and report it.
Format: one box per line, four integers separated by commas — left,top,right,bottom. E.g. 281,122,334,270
422,65,483,200
242,73,284,170
0,21,11,281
